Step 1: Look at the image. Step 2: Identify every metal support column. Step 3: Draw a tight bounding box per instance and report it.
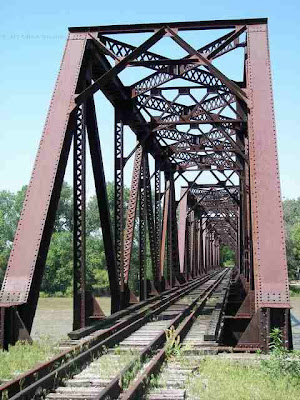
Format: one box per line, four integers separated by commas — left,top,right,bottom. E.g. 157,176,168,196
73,104,86,330
115,111,125,304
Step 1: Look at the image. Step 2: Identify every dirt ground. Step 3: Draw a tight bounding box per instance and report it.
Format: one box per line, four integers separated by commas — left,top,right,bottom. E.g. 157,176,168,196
31,295,300,349
31,296,111,343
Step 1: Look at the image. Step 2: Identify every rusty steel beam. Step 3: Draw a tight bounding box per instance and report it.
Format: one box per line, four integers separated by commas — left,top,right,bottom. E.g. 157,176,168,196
0,34,88,339
0,18,292,352
73,103,87,330
85,96,120,313
246,24,289,308
123,145,143,283
139,152,147,300
178,188,188,274
69,18,267,34
114,111,125,296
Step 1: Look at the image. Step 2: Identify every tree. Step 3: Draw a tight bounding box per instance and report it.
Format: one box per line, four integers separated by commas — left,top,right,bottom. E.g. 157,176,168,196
0,186,27,282
288,222,300,279
54,182,73,232
220,244,235,266
42,231,73,294
283,198,300,279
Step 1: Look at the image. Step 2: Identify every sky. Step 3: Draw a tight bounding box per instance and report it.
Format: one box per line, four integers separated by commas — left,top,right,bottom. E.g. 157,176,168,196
0,0,299,199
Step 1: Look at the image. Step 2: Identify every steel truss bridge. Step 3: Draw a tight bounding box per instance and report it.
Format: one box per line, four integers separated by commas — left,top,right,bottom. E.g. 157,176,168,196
0,18,292,356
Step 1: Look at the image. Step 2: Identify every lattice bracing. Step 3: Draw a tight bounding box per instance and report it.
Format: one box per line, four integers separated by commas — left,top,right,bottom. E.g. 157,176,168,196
0,18,292,352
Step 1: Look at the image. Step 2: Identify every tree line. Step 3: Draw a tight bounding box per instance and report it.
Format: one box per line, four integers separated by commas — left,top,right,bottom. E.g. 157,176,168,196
0,182,140,296
0,183,298,297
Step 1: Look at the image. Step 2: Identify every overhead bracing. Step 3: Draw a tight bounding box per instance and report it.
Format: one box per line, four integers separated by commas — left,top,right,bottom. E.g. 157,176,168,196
0,18,292,351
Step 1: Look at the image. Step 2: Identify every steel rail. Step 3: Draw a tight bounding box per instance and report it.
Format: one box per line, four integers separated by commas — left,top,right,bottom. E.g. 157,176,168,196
120,269,230,400
69,283,186,340
0,282,194,397
0,287,174,397
1,271,221,399
94,269,229,400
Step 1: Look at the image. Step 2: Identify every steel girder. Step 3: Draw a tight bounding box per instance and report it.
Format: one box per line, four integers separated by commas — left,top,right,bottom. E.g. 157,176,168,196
0,19,291,351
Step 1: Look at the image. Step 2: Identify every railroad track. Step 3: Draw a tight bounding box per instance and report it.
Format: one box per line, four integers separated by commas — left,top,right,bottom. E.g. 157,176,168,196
0,268,230,400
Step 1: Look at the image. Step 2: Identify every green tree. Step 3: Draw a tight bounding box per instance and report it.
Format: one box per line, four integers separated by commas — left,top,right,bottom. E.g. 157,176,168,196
0,186,27,282
42,231,73,294
289,222,300,278
54,182,73,232
220,244,235,266
283,198,300,279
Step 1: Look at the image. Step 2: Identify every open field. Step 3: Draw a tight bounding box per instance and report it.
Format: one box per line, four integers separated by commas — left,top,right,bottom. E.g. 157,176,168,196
0,340,58,383
31,296,111,343
185,357,300,400
0,295,299,391
30,294,300,347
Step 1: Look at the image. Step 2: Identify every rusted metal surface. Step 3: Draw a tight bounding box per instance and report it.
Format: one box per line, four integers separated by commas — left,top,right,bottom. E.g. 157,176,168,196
247,24,290,309
73,103,87,330
0,35,86,306
0,18,292,353
0,34,87,339
1,276,211,399
123,145,143,283
0,283,185,397
119,269,229,400
86,96,120,313
69,18,268,33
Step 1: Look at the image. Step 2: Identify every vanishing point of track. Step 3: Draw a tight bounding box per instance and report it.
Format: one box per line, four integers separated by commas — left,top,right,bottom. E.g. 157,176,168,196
0,269,230,400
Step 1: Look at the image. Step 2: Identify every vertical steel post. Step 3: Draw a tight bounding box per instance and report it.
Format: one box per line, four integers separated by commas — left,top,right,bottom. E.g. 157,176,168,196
123,145,143,284
139,152,147,300
169,172,180,282
160,178,170,283
144,156,157,281
115,110,124,304
73,104,86,330
154,159,161,287
167,173,173,286
185,215,191,278
189,211,195,276
178,187,188,275
247,24,290,311
202,217,207,274
85,96,120,313
199,217,204,275
194,218,200,276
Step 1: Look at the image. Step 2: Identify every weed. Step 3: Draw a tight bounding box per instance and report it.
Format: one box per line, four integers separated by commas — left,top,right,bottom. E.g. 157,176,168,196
187,357,300,400
260,328,300,383
147,373,160,388
0,339,59,382
165,326,182,358
121,358,143,389
1,391,8,400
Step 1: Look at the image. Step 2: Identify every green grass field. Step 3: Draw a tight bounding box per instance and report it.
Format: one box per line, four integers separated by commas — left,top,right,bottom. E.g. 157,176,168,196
0,340,59,383
0,296,111,383
31,296,111,342
1,295,300,396
186,358,300,400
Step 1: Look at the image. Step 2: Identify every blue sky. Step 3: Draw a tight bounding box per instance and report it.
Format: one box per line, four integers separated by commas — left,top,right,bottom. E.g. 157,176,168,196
0,0,299,199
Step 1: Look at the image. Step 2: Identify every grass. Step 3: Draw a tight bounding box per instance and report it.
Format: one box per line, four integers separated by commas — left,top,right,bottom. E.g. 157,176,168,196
186,357,300,400
186,328,300,400
0,296,112,385
0,339,59,384
31,296,111,342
